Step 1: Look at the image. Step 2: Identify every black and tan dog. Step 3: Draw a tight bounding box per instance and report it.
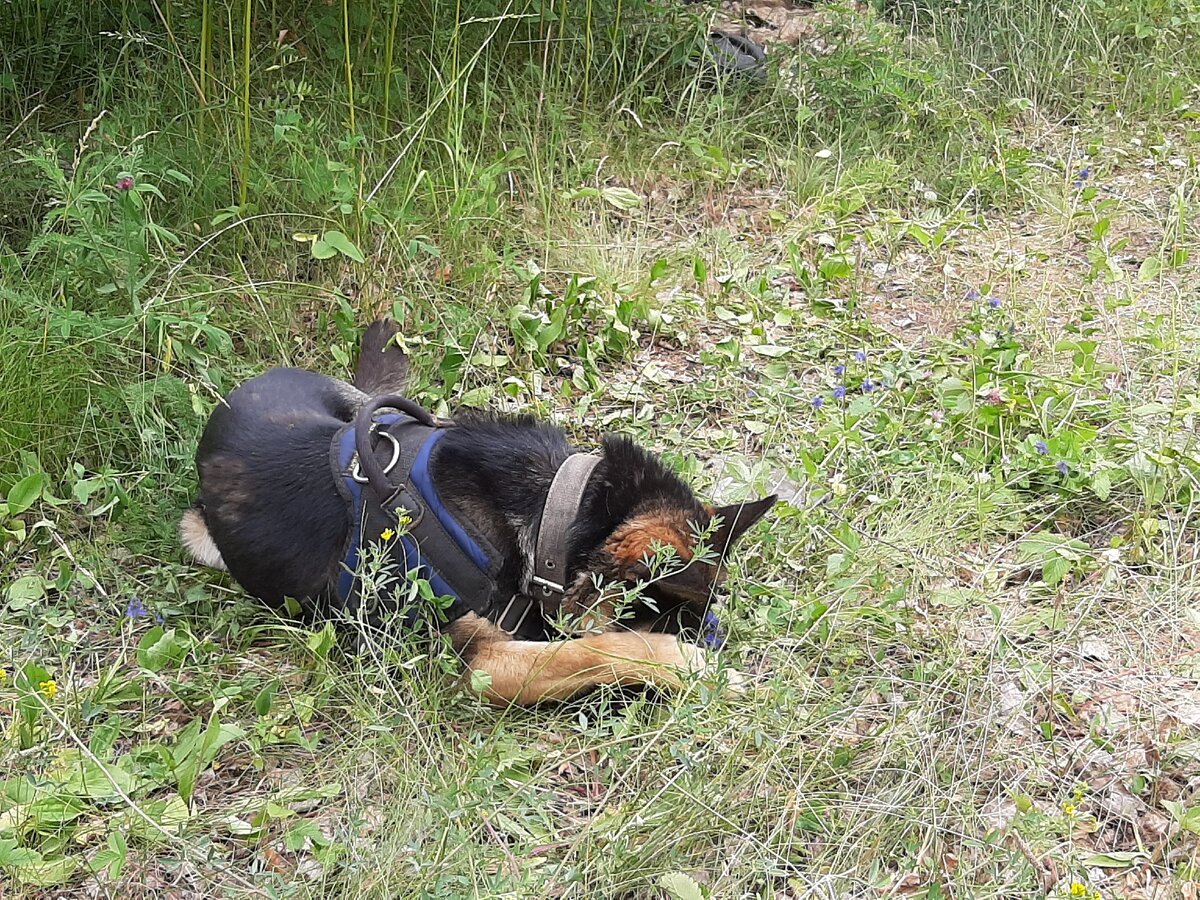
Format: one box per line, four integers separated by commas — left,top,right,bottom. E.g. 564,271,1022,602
181,320,774,706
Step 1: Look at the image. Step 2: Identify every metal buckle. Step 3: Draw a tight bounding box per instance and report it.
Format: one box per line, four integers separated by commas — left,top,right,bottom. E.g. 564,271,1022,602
531,575,565,597
350,428,401,484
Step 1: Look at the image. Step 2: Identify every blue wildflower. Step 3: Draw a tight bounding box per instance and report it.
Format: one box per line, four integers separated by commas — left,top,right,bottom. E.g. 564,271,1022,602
1074,167,1091,188
701,611,726,650
125,596,148,619
965,288,981,301
812,395,825,409
833,384,847,401
987,297,1001,309
854,350,867,363
862,379,877,393
1056,460,1069,475
834,365,846,377
1035,440,1049,456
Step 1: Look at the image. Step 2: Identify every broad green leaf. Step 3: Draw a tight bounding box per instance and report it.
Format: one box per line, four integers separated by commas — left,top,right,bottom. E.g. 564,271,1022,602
254,679,279,717
659,872,705,900
599,186,641,210
137,627,186,673
6,575,47,610
7,472,44,515
284,818,327,851
1043,555,1070,586
749,344,791,358
470,670,493,693
11,854,78,887
1163,800,1200,834
320,230,365,263
310,236,338,260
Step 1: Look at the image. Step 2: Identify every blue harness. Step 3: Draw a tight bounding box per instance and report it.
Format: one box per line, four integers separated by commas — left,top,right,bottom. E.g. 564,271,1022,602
331,403,541,638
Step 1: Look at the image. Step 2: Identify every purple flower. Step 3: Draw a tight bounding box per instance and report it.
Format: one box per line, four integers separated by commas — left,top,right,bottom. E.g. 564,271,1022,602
1035,440,1049,456
987,297,1001,309
812,395,825,409
833,384,847,401
701,611,726,650
862,379,877,393
1056,460,1069,475
964,288,981,301
1074,167,1091,188
854,350,867,363
833,365,846,377
125,596,148,618
116,176,135,192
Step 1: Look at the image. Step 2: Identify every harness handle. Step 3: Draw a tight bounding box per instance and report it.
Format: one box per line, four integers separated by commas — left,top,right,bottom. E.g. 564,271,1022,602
353,394,448,502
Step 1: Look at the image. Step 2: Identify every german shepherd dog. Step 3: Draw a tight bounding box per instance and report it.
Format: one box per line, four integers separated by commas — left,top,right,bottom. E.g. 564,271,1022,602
180,320,775,706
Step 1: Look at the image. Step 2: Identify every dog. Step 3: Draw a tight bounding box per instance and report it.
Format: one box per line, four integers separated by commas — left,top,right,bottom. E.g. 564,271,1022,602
180,320,775,706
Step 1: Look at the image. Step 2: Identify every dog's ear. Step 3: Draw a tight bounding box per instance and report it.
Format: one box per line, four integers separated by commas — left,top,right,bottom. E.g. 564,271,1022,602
354,319,410,396
710,495,777,557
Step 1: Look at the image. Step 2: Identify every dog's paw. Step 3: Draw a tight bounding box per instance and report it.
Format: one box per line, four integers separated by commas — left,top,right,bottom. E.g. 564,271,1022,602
674,641,749,698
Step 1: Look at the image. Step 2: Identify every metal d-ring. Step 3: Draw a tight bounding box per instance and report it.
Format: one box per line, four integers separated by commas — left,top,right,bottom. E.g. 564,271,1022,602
350,429,401,484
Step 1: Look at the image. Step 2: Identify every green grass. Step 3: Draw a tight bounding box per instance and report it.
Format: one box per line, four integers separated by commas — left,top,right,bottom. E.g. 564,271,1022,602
3,0,1200,896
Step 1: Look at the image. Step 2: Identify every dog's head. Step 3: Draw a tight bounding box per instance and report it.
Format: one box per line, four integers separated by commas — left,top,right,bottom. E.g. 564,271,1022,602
564,436,776,635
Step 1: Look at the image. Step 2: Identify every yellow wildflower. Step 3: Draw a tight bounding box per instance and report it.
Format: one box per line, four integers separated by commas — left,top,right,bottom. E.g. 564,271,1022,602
1062,802,1076,815
39,679,58,699
380,528,395,541
0,667,8,683
1070,884,1088,898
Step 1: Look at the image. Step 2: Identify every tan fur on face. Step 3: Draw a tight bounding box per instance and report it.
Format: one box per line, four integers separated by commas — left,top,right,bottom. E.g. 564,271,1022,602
605,510,695,568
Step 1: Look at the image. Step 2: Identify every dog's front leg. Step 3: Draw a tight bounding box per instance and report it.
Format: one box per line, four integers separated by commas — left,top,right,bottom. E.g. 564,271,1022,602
449,614,734,706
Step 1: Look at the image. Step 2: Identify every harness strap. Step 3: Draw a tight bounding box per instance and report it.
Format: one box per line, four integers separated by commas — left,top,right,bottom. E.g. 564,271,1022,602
335,396,548,640
532,453,601,601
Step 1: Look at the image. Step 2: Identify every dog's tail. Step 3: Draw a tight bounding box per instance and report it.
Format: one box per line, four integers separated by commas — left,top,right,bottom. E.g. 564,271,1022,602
354,318,410,396
180,503,228,571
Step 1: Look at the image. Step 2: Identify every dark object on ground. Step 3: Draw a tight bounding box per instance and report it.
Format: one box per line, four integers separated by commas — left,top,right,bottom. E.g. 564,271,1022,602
181,319,776,706
706,30,768,80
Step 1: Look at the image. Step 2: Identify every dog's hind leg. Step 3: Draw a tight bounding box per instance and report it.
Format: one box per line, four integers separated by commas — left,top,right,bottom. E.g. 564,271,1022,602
179,504,228,571
354,319,410,396
449,614,738,706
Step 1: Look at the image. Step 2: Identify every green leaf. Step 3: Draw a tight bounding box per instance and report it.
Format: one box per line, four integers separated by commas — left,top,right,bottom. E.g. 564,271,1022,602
1081,850,1145,868
1138,256,1163,281
284,818,328,851
136,627,186,673
469,670,493,693
314,230,365,263
659,872,705,900
7,472,44,515
1163,800,1200,834
1043,555,1070,586
0,838,41,866
599,186,641,210
58,756,138,801
749,344,791,358
254,679,279,717
6,575,47,610
10,853,78,887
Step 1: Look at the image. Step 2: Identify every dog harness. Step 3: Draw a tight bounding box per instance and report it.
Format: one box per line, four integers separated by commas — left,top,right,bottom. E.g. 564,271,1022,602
330,394,596,640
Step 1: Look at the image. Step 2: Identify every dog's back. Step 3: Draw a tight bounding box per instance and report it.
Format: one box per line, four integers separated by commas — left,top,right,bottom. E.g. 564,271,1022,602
183,320,412,604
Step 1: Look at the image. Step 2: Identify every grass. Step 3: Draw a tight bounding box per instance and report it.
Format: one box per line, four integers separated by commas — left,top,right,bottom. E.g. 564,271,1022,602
3,0,1200,896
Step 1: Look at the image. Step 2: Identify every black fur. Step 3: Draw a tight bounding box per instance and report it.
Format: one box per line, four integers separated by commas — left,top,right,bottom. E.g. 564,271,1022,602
187,321,775,636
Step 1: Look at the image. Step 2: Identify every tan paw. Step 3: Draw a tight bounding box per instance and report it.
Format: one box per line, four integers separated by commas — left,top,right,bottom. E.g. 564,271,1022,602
675,641,749,698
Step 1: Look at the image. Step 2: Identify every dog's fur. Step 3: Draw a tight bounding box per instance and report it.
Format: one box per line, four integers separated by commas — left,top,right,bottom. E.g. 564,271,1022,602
182,320,775,705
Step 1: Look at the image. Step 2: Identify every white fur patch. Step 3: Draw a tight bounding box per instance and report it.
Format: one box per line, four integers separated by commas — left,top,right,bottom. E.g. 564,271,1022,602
179,508,227,571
